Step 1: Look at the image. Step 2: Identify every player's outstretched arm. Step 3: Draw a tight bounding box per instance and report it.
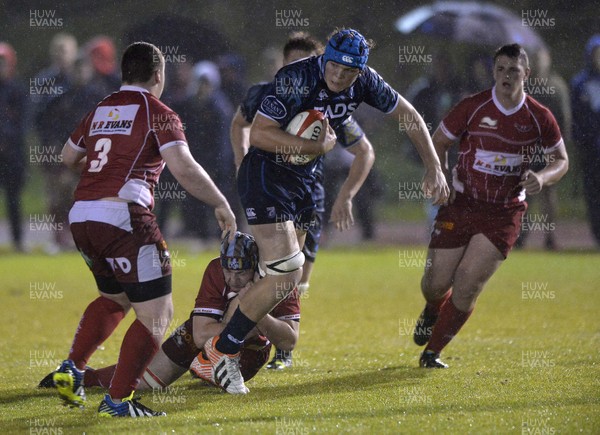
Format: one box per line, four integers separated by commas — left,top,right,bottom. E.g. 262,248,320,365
519,141,569,195
391,95,449,205
330,136,375,231
431,127,458,203
230,107,252,173
250,113,336,155
162,144,236,234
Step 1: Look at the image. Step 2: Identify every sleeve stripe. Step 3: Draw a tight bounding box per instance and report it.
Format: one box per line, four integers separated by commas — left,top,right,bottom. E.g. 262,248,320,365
256,110,279,124
159,140,188,151
544,137,563,154
440,121,459,141
384,92,400,114
67,138,86,153
192,307,224,316
277,314,301,321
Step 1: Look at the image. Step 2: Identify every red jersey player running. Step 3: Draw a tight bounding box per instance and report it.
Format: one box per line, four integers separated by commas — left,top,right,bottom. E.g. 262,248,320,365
40,232,299,392
414,44,568,368
52,42,236,416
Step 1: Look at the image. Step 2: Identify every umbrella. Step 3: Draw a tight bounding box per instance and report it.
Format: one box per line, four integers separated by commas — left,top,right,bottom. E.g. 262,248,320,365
395,2,547,51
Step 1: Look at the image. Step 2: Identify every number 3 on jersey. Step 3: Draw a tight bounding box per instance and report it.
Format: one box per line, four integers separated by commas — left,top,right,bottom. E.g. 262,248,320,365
88,138,112,172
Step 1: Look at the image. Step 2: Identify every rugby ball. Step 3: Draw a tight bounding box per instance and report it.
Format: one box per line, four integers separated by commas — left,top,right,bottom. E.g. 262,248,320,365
284,109,325,165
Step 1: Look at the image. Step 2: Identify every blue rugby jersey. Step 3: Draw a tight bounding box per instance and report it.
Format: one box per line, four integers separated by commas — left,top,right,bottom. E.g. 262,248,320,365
247,55,397,177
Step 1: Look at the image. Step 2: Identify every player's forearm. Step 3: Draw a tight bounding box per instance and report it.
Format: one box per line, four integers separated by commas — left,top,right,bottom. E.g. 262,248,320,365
256,315,298,351
536,154,569,187
407,122,443,172
337,141,375,201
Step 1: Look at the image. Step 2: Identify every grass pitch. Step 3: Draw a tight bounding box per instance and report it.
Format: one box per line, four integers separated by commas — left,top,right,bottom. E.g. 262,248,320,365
0,246,598,433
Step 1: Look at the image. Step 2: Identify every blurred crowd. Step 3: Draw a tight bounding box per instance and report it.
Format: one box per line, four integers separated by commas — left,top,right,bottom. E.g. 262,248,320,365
1,31,600,252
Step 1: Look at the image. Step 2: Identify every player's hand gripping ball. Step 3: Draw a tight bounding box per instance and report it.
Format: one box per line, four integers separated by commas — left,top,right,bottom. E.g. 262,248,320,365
284,109,325,165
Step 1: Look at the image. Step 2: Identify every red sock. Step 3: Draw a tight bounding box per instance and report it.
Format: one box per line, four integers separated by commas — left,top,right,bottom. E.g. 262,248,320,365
426,298,473,354
84,365,116,388
109,320,160,400
425,290,452,317
68,297,126,370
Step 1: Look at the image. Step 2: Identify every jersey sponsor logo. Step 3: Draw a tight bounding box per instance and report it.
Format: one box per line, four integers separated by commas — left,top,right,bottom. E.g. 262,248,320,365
313,102,358,119
246,208,257,219
478,116,498,129
90,105,140,136
260,95,287,120
473,149,522,176
514,123,534,133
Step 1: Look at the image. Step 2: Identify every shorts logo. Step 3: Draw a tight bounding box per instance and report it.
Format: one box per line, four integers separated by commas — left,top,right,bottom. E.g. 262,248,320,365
106,257,132,273
246,208,257,219
479,116,498,129
260,95,287,120
436,221,454,231
267,207,276,219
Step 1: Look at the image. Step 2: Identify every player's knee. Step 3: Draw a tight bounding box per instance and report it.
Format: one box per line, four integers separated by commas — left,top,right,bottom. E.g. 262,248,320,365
276,333,299,352
421,272,451,297
261,251,305,277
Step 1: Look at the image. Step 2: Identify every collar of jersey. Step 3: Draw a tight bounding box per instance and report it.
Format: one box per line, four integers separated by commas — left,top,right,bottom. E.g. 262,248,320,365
491,85,526,116
120,85,150,93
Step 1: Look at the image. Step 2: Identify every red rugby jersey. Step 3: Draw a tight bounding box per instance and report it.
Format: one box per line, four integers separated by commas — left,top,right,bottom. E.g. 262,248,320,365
67,85,187,209
192,258,301,321
440,86,563,204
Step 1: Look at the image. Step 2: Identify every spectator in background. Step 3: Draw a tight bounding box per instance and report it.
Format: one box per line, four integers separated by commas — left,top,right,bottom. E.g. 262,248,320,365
517,46,572,250
165,61,236,242
85,36,120,95
260,46,283,81
0,42,27,252
461,51,494,97
31,33,78,122
39,52,107,250
406,52,463,231
217,53,247,106
31,33,78,253
571,35,600,248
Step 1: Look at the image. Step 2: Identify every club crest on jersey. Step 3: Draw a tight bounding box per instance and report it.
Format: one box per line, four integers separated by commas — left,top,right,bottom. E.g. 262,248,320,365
514,123,534,133
90,105,140,136
313,102,358,119
317,89,328,100
478,116,498,129
260,95,287,120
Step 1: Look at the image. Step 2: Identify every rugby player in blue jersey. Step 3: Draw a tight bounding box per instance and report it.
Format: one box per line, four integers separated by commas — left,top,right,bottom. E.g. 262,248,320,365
231,32,375,370
205,28,449,394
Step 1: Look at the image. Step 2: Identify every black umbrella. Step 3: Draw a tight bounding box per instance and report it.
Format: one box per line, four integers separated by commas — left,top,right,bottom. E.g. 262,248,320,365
395,1,547,51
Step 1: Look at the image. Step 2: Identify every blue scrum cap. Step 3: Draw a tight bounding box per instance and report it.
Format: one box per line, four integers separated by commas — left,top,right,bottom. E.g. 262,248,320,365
323,28,370,70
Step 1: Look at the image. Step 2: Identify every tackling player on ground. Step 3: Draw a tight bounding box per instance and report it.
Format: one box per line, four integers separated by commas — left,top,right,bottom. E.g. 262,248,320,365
413,44,568,368
51,42,236,416
39,232,299,392
207,27,448,394
230,31,375,369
